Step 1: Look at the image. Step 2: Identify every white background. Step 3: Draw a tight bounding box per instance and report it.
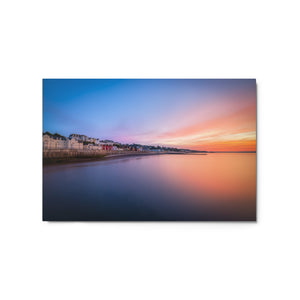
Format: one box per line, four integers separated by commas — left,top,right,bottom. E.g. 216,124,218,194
1,1,299,299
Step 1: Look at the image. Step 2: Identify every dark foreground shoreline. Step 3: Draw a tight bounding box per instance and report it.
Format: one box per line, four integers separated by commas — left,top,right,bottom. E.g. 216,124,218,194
43,151,192,166
43,154,106,165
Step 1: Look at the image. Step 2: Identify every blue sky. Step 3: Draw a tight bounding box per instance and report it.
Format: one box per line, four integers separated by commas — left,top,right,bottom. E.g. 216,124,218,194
43,79,256,150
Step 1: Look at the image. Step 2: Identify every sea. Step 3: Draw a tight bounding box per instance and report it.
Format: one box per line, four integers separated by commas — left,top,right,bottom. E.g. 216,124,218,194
43,153,256,221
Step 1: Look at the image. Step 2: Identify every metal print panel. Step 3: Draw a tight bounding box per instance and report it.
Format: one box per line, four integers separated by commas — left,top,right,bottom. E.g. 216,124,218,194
43,79,256,221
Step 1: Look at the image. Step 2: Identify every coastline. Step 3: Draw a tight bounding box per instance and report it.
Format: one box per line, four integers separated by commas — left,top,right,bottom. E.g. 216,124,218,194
43,151,189,166
42,150,255,166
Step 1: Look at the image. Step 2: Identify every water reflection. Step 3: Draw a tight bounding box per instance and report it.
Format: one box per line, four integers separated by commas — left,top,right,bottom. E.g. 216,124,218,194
43,153,256,221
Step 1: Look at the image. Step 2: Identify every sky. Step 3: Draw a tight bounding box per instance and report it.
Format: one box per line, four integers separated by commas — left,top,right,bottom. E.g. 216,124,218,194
43,79,256,151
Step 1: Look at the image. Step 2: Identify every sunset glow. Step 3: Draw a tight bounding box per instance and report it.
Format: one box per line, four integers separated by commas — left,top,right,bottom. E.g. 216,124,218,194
43,79,256,152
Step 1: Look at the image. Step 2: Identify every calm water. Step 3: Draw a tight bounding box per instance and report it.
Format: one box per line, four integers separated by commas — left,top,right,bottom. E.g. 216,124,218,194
43,153,256,221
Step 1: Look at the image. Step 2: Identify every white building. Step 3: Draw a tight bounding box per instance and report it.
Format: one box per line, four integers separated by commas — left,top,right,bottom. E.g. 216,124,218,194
43,134,65,149
43,133,83,150
66,138,83,150
43,133,117,151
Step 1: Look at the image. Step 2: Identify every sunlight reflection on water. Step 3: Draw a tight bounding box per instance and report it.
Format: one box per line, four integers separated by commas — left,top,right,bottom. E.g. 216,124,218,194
43,153,256,221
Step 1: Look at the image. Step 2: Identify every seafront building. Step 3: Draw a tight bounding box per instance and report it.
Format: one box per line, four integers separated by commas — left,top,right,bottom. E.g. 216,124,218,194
43,133,83,150
69,134,93,143
43,132,113,151
43,132,185,153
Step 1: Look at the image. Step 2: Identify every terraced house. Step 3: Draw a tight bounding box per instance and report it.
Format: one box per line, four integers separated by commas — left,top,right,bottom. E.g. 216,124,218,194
43,132,114,151
43,132,83,150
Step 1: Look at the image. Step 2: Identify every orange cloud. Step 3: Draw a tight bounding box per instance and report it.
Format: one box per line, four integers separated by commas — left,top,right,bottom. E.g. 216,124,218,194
153,103,256,151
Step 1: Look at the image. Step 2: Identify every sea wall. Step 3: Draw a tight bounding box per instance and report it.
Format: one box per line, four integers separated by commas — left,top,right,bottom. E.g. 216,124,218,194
43,149,119,159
